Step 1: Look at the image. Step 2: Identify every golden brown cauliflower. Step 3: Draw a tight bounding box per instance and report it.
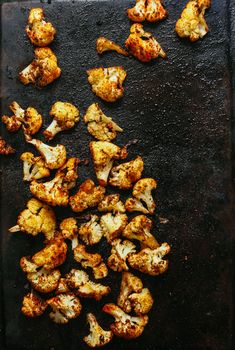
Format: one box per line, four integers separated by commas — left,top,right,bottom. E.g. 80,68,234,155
78,215,103,245
0,137,15,155
109,156,144,190
128,242,171,275
19,47,61,87
102,304,148,339
90,141,128,186
175,0,211,42
9,198,56,240
125,24,166,62
125,198,149,214
47,293,82,324
21,292,47,317
98,194,126,214
20,152,50,181
84,103,123,142
132,178,157,214
84,313,113,348
59,217,79,249
96,36,129,56
87,67,127,102
55,278,71,295
26,8,56,47
2,101,42,135
127,0,167,22
100,213,128,242
128,288,154,315
107,239,136,272
127,0,146,22
70,179,106,213
56,157,80,189
44,102,80,141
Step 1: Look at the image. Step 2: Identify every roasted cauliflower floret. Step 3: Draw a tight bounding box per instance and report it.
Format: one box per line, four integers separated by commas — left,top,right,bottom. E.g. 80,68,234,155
20,152,50,181
74,244,108,279
90,141,127,186
84,313,113,348
21,292,47,317
59,217,79,249
109,156,144,190
87,67,127,102
107,239,136,272
102,304,148,339
26,8,56,47
145,0,168,22
125,23,166,62
132,178,157,214
0,137,15,155
84,103,123,142
127,0,146,22
117,272,143,313
98,194,126,214
78,215,103,245
26,136,67,170
9,198,56,240
175,0,211,42
96,36,129,56
47,293,82,324
19,47,61,87
56,157,80,189
125,198,149,214
100,213,128,242
44,102,80,141
70,179,106,213
2,101,42,135
128,288,154,315
123,215,159,249
56,278,71,295
128,242,171,275
65,269,89,289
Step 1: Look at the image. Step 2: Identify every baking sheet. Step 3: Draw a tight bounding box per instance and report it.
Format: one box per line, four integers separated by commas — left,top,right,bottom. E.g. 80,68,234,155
0,0,234,349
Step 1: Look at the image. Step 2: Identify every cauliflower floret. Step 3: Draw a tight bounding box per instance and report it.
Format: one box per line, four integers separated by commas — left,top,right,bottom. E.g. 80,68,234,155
19,47,61,87
73,245,108,279
98,194,126,214
0,137,15,155
59,217,79,249
127,0,146,22
117,272,143,313
125,198,149,214
125,23,166,62
44,102,80,141
65,269,89,289
175,0,211,42
87,67,127,102
96,37,129,56
26,8,56,47
70,179,106,213
84,313,113,348
26,136,67,170
123,215,159,249
56,278,70,295
128,288,154,315
102,304,148,339
90,141,127,186
2,101,42,135
20,152,50,181
9,198,56,240
145,0,168,22
107,239,136,272
132,178,157,214
84,103,123,142
78,215,103,245
109,156,144,190
56,157,80,189
100,213,128,242
21,292,47,317
128,242,171,275
47,293,82,324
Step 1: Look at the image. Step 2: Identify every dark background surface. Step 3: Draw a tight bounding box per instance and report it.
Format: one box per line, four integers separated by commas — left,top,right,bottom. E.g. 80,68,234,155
0,0,234,349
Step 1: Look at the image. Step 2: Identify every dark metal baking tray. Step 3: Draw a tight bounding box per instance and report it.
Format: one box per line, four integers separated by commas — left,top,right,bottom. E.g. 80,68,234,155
0,0,234,349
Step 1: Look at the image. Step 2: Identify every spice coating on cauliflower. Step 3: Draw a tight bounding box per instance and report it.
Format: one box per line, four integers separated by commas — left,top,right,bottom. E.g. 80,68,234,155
56,157,80,189
87,67,127,102
98,194,126,214
21,292,47,317
100,213,128,242
107,239,136,272
125,197,149,214
127,0,146,22
56,278,71,295
59,217,79,249
84,313,113,348
47,293,82,324
0,137,15,155
20,152,50,181
132,178,157,214
127,0,167,23
96,36,129,56
78,215,103,245
128,288,154,315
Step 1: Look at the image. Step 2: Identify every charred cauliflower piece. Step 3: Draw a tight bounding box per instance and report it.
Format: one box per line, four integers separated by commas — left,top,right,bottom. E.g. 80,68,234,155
132,178,157,214
47,293,82,324
56,278,71,295
59,217,79,249
56,157,80,190
70,179,106,213
19,47,61,87
102,304,148,339
90,141,127,186
84,103,123,142
84,313,113,348
22,292,47,317
128,288,154,315
109,156,144,190
127,0,146,22
107,239,136,272
26,8,56,47
2,101,42,135
0,137,15,155
128,242,171,275
20,152,50,181
123,215,159,249
78,215,103,245
145,0,168,22
9,198,56,240
96,37,129,57
175,0,211,42
125,24,166,62
87,67,126,102
98,194,125,214
65,269,89,289
125,197,149,214
100,213,128,242
44,102,80,141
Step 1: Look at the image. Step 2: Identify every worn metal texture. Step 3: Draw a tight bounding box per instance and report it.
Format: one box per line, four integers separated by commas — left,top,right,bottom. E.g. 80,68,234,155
0,0,234,349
